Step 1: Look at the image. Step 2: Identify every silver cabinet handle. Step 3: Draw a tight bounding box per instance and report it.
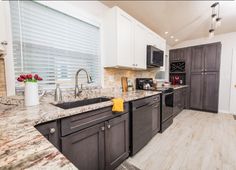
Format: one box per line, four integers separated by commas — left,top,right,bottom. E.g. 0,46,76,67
1,41,8,46
101,126,105,131
153,105,159,108
107,124,111,129
50,128,55,134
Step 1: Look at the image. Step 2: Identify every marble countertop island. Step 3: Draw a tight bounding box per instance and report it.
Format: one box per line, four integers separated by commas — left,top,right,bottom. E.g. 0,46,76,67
0,90,161,169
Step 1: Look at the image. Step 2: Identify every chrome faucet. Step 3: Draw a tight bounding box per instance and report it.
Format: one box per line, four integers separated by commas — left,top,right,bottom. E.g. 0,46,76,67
75,68,93,98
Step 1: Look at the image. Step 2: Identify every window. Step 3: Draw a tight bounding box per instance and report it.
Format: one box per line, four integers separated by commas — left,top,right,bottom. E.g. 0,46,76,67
10,1,101,89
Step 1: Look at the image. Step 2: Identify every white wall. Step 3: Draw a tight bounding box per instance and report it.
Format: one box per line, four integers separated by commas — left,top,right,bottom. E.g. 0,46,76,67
172,32,236,114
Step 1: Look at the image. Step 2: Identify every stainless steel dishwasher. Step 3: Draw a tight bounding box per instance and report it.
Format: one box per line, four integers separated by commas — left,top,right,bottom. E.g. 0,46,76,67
130,96,155,156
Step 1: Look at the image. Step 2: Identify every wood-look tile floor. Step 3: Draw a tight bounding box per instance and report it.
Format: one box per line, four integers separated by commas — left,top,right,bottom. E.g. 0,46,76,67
127,109,236,170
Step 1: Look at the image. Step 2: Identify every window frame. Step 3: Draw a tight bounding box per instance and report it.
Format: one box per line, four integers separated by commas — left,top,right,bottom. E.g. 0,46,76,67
3,1,104,96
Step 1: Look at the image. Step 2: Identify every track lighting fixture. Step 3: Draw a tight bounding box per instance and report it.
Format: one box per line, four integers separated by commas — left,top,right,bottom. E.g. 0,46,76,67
209,2,222,38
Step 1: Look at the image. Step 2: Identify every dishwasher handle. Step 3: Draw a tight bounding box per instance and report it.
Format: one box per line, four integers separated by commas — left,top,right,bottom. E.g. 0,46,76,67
133,102,153,110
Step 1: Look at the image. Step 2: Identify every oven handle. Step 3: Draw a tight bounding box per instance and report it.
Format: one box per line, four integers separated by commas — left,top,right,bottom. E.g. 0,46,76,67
164,92,173,96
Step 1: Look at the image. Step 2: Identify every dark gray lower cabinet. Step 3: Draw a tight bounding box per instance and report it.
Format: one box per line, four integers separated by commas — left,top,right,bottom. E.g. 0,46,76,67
61,123,105,170
105,113,129,170
61,112,129,170
152,99,161,136
173,88,187,117
203,72,219,112
35,121,60,149
190,72,219,112
190,73,204,110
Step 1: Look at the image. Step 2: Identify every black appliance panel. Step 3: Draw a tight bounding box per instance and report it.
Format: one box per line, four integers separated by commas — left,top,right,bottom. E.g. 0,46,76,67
147,45,164,68
131,97,153,155
162,90,174,123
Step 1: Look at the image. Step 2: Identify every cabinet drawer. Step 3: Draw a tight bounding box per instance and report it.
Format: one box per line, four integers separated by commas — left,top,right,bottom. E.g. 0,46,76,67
61,103,129,136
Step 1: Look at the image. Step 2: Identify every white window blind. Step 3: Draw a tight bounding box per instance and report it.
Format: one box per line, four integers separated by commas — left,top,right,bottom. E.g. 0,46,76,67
10,1,101,89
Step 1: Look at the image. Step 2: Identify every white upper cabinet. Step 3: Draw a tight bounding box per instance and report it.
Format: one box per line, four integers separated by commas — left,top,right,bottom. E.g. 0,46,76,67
103,6,166,70
117,10,134,68
0,1,6,52
134,22,147,69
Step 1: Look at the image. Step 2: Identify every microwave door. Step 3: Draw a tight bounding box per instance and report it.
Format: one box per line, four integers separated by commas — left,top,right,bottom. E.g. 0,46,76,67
151,51,163,66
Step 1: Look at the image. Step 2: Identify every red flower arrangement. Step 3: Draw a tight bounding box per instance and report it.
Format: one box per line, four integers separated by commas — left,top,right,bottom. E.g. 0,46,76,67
17,74,43,83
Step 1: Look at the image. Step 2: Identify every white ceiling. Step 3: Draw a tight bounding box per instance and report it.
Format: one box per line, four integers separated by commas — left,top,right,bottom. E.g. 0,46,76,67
101,1,236,46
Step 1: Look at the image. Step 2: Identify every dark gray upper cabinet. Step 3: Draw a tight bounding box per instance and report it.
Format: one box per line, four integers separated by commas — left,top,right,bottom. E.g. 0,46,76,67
203,72,219,112
105,113,129,170
35,121,60,150
61,122,105,170
190,73,204,110
169,49,185,61
204,43,221,72
191,46,204,73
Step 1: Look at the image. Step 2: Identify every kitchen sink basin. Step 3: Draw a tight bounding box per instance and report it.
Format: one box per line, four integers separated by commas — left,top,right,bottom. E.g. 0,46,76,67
53,97,112,110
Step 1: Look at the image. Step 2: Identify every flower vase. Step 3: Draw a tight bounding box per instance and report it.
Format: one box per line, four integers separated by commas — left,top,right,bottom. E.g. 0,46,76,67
24,82,39,107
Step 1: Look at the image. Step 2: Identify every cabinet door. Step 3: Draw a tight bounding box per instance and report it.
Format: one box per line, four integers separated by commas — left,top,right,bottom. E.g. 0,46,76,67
204,43,221,72
117,11,134,68
203,72,219,112
0,1,7,51
152,102,161,136
191,46,204,73
35,121,60,150
173,89,181,117
169,50,175,62
61,123,105,170
134,23,147,69
185,47,192,109
190,73,204,110
181,88,187,109
105,113,129,170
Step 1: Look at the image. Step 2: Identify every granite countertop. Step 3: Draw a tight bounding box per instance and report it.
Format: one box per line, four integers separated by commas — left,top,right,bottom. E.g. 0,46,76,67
0,90,161,169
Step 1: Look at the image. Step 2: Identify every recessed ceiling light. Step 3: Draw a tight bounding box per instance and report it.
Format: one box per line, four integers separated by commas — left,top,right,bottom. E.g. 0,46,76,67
164,31,168,34
170,36,174,39
175,39,179,42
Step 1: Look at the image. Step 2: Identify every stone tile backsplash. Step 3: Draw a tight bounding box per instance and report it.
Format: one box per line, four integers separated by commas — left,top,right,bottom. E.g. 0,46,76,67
103,68,159,89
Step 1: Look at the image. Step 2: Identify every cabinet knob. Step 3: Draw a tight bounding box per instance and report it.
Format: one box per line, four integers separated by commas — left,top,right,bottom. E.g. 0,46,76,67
50,128,55,134
101,126,105,131
107,124,111,129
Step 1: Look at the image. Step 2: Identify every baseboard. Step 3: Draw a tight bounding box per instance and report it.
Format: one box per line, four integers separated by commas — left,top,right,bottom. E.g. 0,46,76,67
218,110,234,114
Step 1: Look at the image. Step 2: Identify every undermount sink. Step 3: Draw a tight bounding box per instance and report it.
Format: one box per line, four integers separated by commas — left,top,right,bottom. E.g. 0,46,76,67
53,97,112,110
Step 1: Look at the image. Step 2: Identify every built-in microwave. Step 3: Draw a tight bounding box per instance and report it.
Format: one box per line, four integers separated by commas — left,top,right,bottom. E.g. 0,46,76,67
147,45,164,68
